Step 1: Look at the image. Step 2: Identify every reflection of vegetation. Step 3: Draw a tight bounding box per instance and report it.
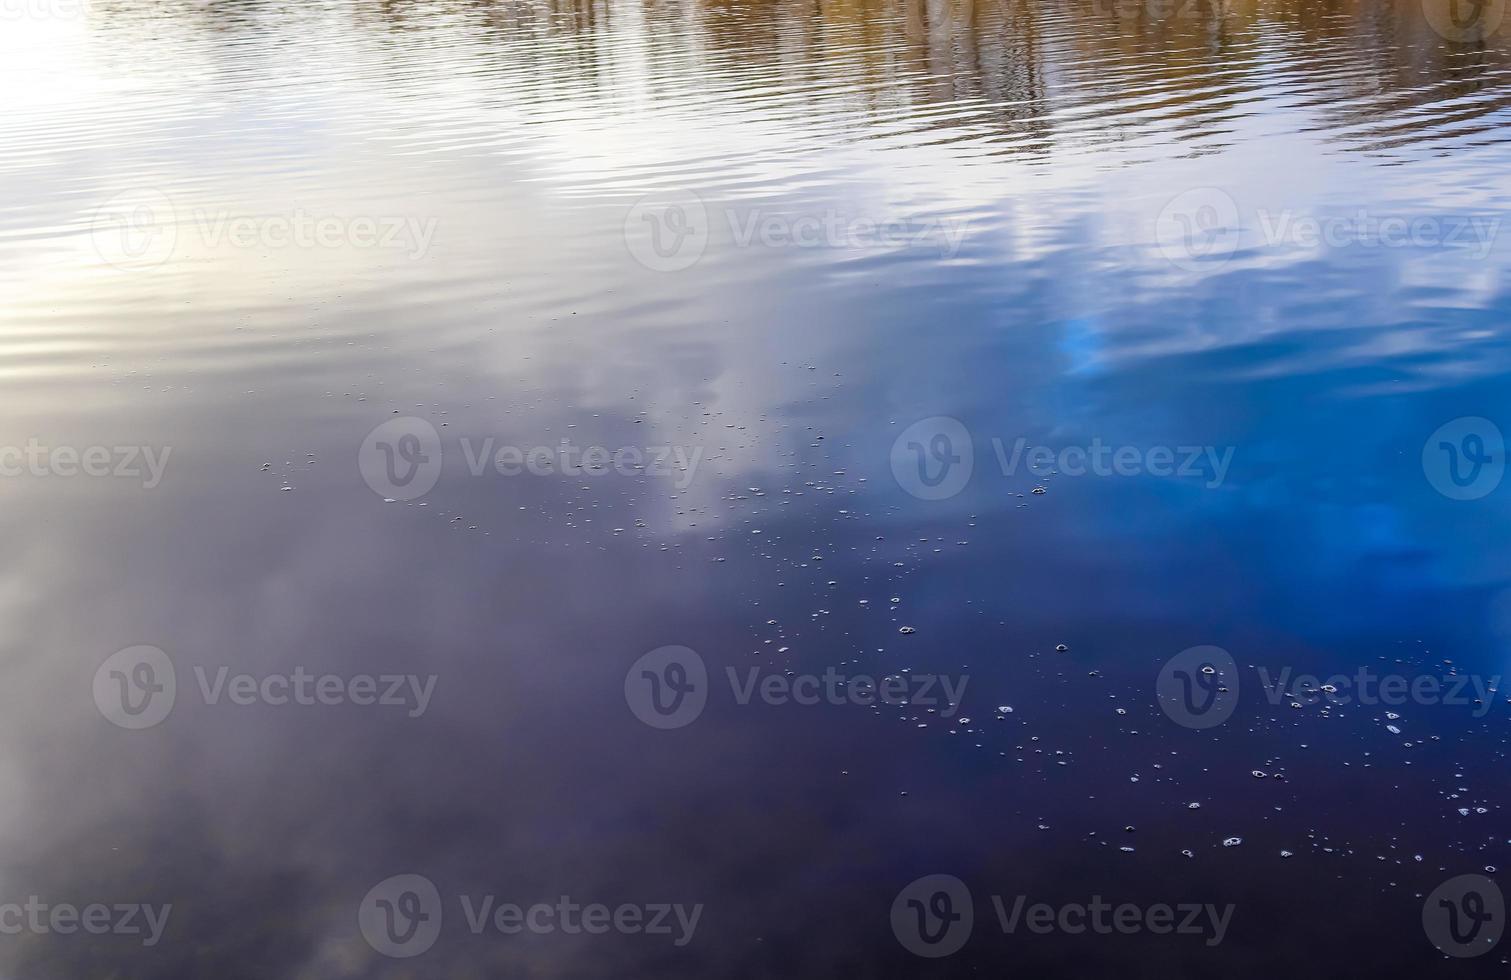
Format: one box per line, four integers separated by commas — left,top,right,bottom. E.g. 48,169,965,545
86,0,1509,159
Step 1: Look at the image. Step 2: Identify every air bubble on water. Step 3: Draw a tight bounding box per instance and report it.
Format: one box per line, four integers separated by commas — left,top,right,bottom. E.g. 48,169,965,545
1280,850,1294,858
1188,802,1201,809
1200,665,1215,675
898,626,916,634
1222,837,1243,847
1386,725,1401,734
1251,770,1267,778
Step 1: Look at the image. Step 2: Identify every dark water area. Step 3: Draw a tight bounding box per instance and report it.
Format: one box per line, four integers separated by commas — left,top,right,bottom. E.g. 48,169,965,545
2,0,1511,976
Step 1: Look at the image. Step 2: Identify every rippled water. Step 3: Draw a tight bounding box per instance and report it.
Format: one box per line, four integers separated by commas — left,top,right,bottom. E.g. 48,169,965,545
3,0,1511,975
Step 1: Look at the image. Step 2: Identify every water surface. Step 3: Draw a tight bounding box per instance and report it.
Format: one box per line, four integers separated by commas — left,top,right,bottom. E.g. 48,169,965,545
2,0,1511,975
